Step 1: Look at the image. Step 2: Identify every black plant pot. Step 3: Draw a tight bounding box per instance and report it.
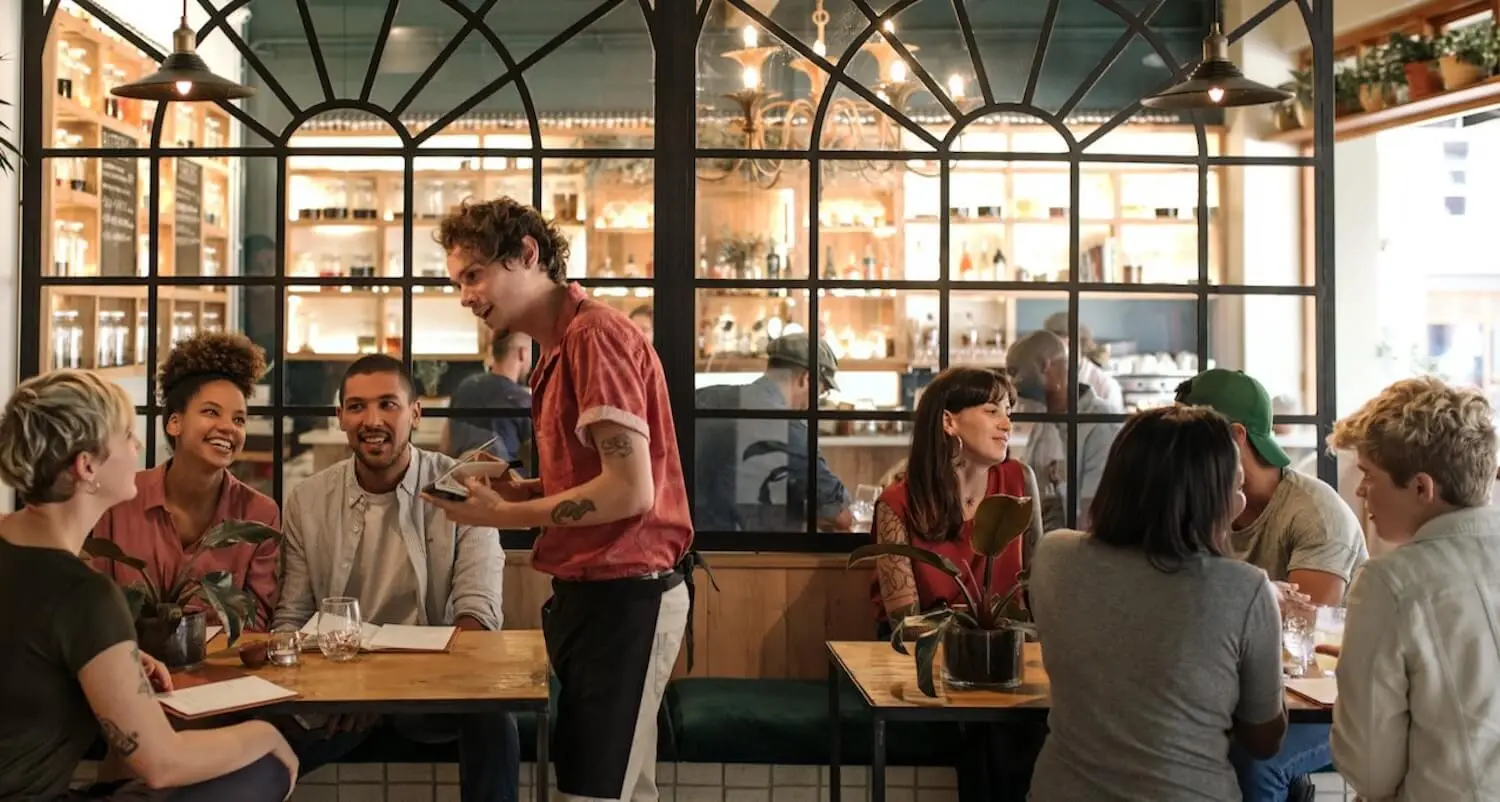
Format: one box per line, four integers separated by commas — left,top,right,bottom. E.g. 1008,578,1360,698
137,610,208,670
942,626,1024,691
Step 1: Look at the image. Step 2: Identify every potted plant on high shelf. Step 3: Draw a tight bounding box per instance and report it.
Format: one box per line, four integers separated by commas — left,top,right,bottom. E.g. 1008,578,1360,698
1273,68,1313,131
82,520,281,669
848,494,1035,698
1355,46,1402,112
1438,23,1500,89
1334,68,1364,116
1387,32,1444,99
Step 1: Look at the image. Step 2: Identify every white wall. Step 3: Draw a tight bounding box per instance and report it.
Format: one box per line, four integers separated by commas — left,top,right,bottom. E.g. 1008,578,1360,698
1,0,21,511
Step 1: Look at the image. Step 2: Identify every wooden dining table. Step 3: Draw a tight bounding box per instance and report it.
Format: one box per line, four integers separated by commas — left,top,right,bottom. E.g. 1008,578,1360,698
826,640,1334,802
184,629,552,802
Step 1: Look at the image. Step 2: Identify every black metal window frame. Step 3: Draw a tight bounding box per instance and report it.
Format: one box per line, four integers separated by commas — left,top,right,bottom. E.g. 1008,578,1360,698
19,0,1337,553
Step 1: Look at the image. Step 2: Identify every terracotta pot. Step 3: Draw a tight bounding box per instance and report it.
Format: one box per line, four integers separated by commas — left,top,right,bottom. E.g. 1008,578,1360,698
1438,55,1486,90
1404,61,1444,99
1358,84,1388,112
942,626,1024,691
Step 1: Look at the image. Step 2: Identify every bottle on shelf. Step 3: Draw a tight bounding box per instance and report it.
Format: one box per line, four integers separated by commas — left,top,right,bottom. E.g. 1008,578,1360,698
714,306,738,355
861,245,877,282
958,246,975,281
765,240,782,280
698,237,709,277
598,256,616,278
991,241,1009,281
823,245,837,280
842,252,861,281
624,254,640,278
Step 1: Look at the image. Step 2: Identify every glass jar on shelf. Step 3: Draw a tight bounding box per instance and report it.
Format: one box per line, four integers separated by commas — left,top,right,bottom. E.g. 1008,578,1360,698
422,181,446,219
349,253,375,279
173,104,195,146
135,309,148,363
451,179,476,209
70,51,93,109
204,116,223,148
293,252,318,278
389,180,405,221
52,309,83,370
170,311,197,346
321,178,349,220
204,181,223,226
318,253,343,281
203,245,221,277
52,221,70,275
66,221,89,276
202,309,223,334
352,180,378,220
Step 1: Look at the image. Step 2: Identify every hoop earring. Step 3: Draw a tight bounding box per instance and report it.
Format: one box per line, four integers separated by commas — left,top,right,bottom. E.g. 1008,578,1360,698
85,479,100,494
949,434,965,465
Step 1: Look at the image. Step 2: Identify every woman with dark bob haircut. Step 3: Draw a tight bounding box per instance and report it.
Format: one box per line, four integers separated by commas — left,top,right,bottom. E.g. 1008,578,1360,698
1027,405,1290,802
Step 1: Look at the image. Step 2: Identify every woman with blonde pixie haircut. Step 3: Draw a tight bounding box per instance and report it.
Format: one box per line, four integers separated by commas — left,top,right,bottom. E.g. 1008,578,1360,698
0,370,297,801
1329,376,1500,801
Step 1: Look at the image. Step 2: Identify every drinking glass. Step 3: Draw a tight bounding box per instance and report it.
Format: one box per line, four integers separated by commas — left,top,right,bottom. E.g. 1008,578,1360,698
268,625,301,667
316,597,363,662
1282,611,1315,678
850,484,881,533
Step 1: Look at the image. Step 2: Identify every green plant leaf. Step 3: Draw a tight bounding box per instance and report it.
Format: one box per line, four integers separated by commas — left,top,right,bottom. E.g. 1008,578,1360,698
971,495,1034,558
757,466,790,504
199,520,281,550
913,619,952,698
122,584,151,621
849,542,962,578
742,440,789,461
80,536,148,571
195,570,251,646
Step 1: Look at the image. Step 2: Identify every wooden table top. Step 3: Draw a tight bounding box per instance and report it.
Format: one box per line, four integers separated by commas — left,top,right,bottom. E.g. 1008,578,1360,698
186,629,550,710
828,640,1332,716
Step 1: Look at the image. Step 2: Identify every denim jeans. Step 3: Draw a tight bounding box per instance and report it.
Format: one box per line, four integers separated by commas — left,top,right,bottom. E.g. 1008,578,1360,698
1231,723,1331,802
284,713,520,802
63,754,290,801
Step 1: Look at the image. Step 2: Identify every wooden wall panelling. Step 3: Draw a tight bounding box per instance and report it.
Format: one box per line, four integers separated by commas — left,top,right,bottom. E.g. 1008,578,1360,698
501,551,878,680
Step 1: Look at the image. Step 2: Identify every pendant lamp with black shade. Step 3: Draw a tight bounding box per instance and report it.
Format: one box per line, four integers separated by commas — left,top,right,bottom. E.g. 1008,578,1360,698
1141,0,1290,110
110,0,254,103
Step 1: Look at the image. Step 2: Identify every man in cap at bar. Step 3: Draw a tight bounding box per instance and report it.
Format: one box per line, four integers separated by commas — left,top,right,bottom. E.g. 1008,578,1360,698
694,332,853,532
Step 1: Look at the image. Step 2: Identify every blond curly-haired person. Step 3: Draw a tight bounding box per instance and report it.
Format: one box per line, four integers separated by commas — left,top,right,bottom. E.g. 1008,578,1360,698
1329,376,1500,802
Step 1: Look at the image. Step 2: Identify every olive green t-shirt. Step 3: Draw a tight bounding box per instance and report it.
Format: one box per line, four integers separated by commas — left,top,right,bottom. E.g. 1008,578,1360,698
0,538,138,799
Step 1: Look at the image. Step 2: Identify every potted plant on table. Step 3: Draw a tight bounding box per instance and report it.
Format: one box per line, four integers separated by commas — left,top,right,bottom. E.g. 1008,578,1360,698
1387,32,1444,99
82,520,281,669
848,494,1035,698
1438,23,1499,89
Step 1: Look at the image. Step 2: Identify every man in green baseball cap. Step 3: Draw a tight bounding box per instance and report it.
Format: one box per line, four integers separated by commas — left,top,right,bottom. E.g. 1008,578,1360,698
764,332,840,394
1175,368,1365,607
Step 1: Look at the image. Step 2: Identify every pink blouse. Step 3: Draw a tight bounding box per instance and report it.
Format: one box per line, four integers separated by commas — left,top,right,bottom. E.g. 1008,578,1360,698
89,463,282,631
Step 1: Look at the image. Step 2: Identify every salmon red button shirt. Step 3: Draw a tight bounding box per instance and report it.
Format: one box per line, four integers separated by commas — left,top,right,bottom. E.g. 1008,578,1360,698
529,282,693,580
89,463,282,630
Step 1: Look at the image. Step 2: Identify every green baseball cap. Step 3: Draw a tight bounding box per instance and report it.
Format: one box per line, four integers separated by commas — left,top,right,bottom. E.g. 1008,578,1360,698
767,333,840,392
1174,368,1290,469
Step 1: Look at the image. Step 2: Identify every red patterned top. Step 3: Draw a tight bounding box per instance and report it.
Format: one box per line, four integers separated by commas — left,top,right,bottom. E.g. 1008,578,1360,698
871,460,1028,621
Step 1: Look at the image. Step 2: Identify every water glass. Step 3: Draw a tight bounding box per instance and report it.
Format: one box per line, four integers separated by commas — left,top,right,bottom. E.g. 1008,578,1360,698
316,597,363,662
1314,605,1346,651
851,484,881,533
267,625,301,667
1282,612,1316,678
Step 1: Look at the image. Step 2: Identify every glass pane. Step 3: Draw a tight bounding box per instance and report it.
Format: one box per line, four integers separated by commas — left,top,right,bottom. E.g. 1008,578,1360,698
692,416,811,533
818,417,909,531
287,156,391,281
697,160,809,279
284,287,403,405
819,161,905,281
696,290,812,405
578,158,657,278
817,289,936,412
517,1,655,146
1209,294,1316,418
429,409,535,472
287,408,449,488
227,416,281,499
948,290,1021,368
1218,163,1310,286
1018,418,1126,531
584,287,657,345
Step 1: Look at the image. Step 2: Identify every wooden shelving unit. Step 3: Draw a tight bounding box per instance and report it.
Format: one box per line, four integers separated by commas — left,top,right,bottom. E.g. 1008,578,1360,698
41,5,234,377
1266,74,1500,144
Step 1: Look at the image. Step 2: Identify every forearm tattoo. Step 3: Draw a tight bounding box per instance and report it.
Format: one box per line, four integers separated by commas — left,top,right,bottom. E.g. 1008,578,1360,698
550,498,597,524
598,433,634,458
875,504,920,612
130,645,152,696
99,718,140,757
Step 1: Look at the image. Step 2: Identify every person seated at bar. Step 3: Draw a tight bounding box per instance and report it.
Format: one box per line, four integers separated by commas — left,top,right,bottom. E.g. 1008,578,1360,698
1029,405,1288,802
90,331,282,631
0,370,297,801
871,366,1044,801
1329,377,1500,800
1005,330,1120,531
628,304,654,344
1176,369,1363,800
442,329,534,469
1041,312,1123,412
273,354,518,802
694,333,852,532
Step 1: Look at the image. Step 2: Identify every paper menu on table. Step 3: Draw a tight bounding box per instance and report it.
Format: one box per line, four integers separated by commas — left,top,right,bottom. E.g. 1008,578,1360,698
205,625,223,642
367,624,457,653
159,675,298,720
1287,677,1338,706
298,618,456,653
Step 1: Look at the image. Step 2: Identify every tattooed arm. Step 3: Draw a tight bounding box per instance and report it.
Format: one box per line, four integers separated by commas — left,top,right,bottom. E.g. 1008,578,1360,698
77,641,296,790
874,501,921,621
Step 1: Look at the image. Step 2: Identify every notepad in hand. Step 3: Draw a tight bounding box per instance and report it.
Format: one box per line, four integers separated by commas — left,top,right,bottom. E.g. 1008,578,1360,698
1287,677,1338,706
159,676,298,720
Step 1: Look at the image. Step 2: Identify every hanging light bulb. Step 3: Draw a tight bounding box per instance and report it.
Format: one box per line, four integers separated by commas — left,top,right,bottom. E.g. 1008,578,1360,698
1141,0,1290,110
743,26,759,48
948,74,965,99
813,39,827,57
890,59,908,83
742,66,760,90
111,0,254,102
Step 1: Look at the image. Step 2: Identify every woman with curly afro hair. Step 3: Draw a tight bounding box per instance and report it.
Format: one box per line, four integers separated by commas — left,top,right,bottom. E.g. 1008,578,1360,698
89,331,283,631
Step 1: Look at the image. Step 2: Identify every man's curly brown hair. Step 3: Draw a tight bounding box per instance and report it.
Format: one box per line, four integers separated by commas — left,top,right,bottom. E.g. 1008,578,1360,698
436,197,571,284
158,331,268,447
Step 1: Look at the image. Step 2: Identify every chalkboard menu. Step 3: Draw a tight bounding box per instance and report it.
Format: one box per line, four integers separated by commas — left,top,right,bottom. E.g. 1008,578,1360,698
98,129,138,277
174,159,202,276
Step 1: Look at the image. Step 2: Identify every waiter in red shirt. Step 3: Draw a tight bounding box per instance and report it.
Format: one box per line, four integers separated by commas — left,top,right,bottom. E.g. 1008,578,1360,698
424,198,694,802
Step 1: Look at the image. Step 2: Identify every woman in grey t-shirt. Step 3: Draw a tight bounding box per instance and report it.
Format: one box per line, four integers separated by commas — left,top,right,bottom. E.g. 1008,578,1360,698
1029,405,1288,802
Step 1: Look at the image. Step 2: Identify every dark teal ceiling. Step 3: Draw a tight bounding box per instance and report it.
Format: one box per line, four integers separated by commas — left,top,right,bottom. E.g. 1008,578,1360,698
239,0,1213,125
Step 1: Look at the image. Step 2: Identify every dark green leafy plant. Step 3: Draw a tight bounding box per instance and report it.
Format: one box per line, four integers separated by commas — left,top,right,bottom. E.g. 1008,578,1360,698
83,520,281,646
1386,32,1439,64
1279,68,1313,106
1439,23,1500,67
848,494,1035,696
